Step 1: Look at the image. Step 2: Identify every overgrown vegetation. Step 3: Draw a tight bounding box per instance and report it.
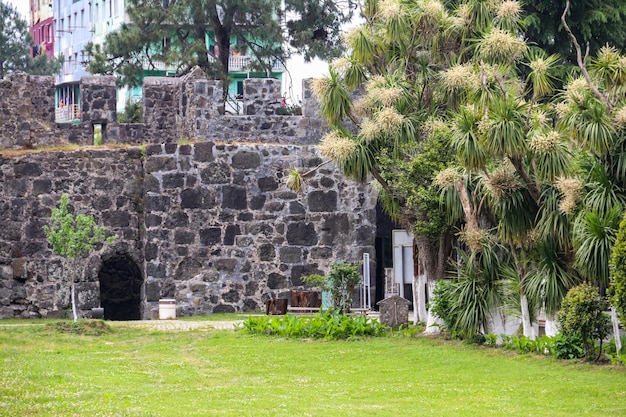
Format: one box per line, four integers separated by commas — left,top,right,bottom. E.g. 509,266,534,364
302,260,361,313
45,320,112,336
117,99,143,123
243,310,386,339
556,283,611,360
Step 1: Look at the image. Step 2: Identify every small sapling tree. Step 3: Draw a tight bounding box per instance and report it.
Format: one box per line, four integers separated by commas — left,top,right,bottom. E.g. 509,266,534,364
302,261,361,313
44,194,113,321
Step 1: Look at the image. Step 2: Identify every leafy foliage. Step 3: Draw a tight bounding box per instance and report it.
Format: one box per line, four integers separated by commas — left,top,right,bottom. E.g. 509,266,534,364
557,283,611,359
0,1,62,78
303,261,362,313
609,213,626,320
43,194,114,321
86,0,352,88
524,0,626,63
117,99,143,123
44,195,112,260
242,310,386,340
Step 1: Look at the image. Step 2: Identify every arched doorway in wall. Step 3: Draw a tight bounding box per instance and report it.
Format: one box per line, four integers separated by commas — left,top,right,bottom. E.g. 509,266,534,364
98,255,143,320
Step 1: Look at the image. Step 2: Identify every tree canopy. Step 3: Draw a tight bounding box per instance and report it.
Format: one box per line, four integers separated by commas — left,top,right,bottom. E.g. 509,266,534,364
0,0,63,79
86,0,354,89
524,0,626,63
309,0,626,339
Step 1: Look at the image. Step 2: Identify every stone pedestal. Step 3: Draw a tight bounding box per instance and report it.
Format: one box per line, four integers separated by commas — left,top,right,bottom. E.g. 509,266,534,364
377,295,411,328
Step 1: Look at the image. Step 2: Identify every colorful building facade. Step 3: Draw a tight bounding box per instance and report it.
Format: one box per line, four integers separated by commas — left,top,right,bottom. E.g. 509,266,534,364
30,0,55,59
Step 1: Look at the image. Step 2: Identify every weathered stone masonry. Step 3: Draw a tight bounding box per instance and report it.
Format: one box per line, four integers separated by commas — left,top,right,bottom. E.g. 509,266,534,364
0,70,379,319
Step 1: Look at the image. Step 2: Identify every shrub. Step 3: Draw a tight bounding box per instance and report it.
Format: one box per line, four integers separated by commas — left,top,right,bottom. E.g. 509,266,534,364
557,283,611,360
118,99,143,123
303,261,361,313
552,334,585,359
609,213,626,320
242,310,386,340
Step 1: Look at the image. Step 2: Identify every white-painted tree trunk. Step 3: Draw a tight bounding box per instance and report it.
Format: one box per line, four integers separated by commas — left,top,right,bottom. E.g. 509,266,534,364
520,294,536,339
544,315,558,337
424,279,444,333
412,274,428,325
611,307,622,354
71,282,78,322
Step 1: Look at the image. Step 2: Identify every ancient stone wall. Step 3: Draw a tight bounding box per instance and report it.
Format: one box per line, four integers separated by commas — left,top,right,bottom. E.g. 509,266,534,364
0,70,325,150
0,148,144,318
0,73,57,149
142,143,376,317
0,143,377,319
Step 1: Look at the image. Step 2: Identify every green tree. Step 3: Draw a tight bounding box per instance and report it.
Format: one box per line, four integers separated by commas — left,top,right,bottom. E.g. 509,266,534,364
43,195,114,321
86,0,352,91
557,283,611,360
303,261,362,313
524,0,626,63
0,1,62,79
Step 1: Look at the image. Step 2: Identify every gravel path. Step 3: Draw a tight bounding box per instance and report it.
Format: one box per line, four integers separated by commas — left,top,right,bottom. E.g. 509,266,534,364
109,320,243,331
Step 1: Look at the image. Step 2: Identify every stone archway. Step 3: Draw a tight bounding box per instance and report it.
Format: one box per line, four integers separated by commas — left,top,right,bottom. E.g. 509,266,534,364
98,255,143,320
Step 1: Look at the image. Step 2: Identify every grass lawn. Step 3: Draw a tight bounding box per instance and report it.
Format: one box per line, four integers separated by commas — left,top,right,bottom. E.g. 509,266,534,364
1,320,625,416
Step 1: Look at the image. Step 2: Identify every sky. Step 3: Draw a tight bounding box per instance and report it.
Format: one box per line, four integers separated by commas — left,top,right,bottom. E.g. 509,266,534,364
4,0,329,103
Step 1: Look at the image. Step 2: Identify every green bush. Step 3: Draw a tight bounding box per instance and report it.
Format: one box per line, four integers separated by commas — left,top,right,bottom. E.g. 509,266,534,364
242,310,386,340
557,283,611,360
609,213,626,320
303,261,361,313
552,334,585,360
118,99,143,123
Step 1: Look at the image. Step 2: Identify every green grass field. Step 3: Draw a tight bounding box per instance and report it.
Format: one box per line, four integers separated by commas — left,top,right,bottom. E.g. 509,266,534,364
1,320,625,416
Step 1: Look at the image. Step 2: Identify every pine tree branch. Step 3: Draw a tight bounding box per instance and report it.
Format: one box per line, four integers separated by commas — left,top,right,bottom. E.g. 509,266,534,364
561,0,611,109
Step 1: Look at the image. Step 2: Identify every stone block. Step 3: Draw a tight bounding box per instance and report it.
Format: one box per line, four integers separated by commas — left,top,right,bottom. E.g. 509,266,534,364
232,150,261,169
221,186,247,209
258,176,278,191
286,222,318,246
199,228,221,246
258,243,276,261
308,190,337,212
224,224,240,245
278,247,302,263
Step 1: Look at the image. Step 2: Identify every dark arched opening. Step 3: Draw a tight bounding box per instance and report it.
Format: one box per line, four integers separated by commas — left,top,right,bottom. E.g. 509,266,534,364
98,255,142,320
374,201,400,308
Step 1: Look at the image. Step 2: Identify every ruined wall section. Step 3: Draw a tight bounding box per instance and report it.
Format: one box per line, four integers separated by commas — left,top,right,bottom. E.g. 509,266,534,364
0,148,144,318
0,70,326,150
142,142,377,317
0,73,57,149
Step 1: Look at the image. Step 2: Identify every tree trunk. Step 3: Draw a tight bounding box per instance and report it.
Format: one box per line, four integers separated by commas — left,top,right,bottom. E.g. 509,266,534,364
71,281,78,322
210,8,233,98
612,307,622,354
70,259,78,322
455,179,479,232
520,293,536,339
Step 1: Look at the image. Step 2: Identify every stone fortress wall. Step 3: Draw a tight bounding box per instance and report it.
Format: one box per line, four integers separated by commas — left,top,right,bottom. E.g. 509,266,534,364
0,70,378,319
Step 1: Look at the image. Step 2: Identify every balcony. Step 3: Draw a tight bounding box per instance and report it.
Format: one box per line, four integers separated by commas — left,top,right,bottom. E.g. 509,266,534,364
207,53,285,73
55,104,81,123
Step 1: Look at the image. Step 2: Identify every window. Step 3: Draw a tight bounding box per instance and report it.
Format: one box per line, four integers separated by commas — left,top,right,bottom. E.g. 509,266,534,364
81,10,84,27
